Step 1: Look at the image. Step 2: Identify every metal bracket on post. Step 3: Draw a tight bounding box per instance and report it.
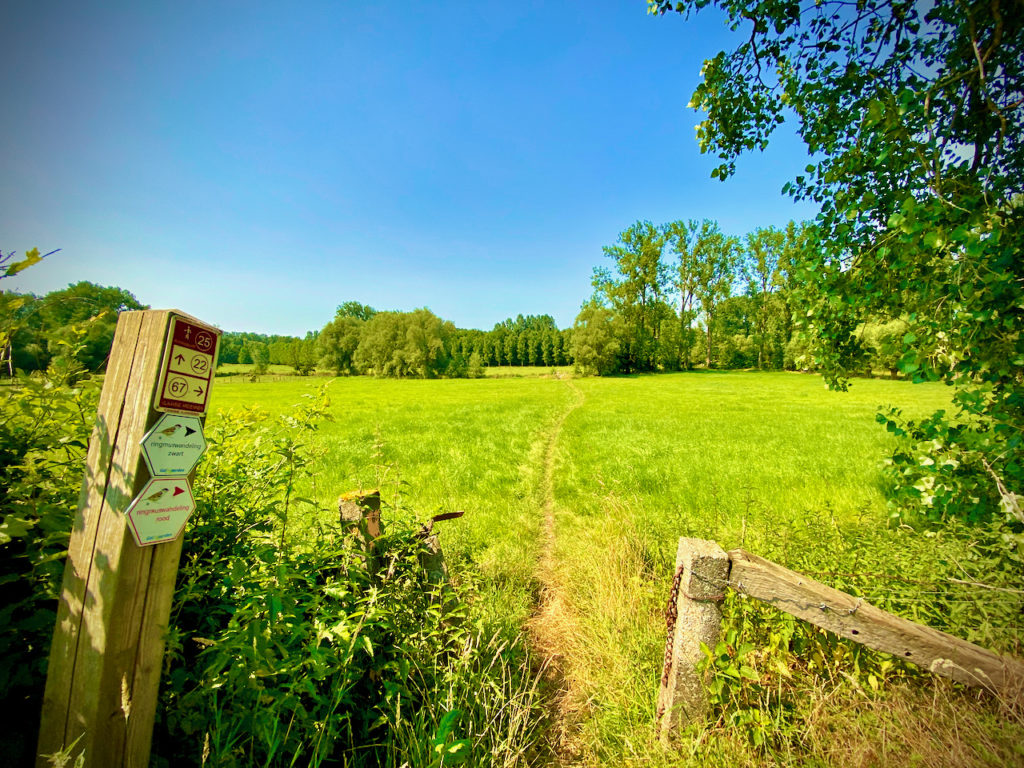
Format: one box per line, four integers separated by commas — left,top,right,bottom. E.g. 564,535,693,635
657,537,730,740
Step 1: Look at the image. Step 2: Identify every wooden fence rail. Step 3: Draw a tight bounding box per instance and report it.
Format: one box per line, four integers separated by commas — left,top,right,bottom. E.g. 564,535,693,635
658,537,1024,739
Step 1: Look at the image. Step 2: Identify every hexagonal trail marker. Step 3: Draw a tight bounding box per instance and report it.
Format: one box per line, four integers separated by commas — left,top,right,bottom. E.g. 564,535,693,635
141,413,207,477
126,477,197,547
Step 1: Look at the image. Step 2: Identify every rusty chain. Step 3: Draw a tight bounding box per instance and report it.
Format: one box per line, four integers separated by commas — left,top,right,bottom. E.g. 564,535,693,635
660,562,686,688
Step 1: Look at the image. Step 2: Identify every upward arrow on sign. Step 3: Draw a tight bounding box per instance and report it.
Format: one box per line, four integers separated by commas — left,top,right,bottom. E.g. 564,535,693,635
156,316,219,416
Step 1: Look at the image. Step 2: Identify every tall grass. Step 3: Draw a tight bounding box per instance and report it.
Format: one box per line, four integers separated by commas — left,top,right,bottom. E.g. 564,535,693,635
549,372,1021,765
207,371,1023,766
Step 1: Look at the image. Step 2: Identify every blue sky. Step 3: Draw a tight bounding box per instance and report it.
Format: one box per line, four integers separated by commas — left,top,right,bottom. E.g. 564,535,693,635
2,1,817,335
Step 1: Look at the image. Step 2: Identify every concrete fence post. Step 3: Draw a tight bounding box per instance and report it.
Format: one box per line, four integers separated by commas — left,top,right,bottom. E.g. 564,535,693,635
657,537,729,739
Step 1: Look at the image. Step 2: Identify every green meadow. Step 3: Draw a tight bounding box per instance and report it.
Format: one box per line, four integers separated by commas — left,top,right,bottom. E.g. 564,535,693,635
210,374,574,629
206,370,1022,766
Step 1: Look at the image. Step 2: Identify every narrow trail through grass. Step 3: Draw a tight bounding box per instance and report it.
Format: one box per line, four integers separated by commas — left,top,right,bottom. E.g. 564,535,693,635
529,378,585,764
204,373,1023,766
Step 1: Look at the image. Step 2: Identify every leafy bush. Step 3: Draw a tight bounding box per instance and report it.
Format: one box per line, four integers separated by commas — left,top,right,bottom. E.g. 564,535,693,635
716,334,754,369
466,352,485,379
860,319,909,378
153,396,543,767
0,357,99,765
877,405,1024,571
783,334,813,371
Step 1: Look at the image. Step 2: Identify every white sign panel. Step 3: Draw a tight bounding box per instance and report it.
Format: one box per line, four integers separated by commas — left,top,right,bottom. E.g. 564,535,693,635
126,477,196,547
141,414,207,477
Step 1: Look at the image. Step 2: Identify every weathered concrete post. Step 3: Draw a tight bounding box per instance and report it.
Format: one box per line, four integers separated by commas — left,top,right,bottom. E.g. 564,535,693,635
657,537,729,739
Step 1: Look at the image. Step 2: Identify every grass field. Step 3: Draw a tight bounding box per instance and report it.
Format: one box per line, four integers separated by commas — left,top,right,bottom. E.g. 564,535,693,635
210,373,574,631
206,371,1023,766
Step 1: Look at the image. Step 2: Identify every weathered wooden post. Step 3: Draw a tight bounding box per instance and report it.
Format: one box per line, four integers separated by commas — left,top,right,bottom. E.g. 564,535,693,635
416,512,463,588
657,537,729,739
37,310,219,768
338,489,382,540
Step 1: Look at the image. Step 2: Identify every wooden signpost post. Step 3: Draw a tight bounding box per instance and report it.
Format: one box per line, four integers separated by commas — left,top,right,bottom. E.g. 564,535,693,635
37,310,219,768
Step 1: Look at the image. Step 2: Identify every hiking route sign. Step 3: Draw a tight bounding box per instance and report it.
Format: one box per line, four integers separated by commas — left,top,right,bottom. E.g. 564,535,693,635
140,413,207,477
155,315,220,416
125,477,196,547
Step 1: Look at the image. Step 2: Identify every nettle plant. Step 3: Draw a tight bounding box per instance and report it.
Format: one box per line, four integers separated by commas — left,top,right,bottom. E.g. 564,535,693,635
153,394,535,768
0,342,100,764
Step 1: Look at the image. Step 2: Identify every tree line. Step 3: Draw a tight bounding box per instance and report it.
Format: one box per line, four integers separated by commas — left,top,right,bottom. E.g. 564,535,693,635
316,302,574,377
219,332,320,374
572,218,910,378
3,242,914,381
0,279,144,376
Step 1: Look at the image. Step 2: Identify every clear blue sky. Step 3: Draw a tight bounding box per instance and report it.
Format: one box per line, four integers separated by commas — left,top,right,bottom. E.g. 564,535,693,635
2,1,817,335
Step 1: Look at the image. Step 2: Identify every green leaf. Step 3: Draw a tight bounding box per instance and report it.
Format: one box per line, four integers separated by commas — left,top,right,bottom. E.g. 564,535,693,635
442,740,471,765
3,248,42,277
434,709,461,744
0,516,35,543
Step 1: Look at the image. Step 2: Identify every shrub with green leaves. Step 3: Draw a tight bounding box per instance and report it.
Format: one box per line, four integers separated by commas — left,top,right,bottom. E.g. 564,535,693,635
153,396,543,767
0,358,99,765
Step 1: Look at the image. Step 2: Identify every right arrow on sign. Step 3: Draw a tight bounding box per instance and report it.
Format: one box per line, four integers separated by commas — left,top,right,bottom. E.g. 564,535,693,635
140,414,208,477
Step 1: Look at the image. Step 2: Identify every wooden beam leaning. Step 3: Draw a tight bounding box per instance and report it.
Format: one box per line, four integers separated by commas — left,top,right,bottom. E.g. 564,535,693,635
37,310,184,768
728,549,1024,699
657,538,730,739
